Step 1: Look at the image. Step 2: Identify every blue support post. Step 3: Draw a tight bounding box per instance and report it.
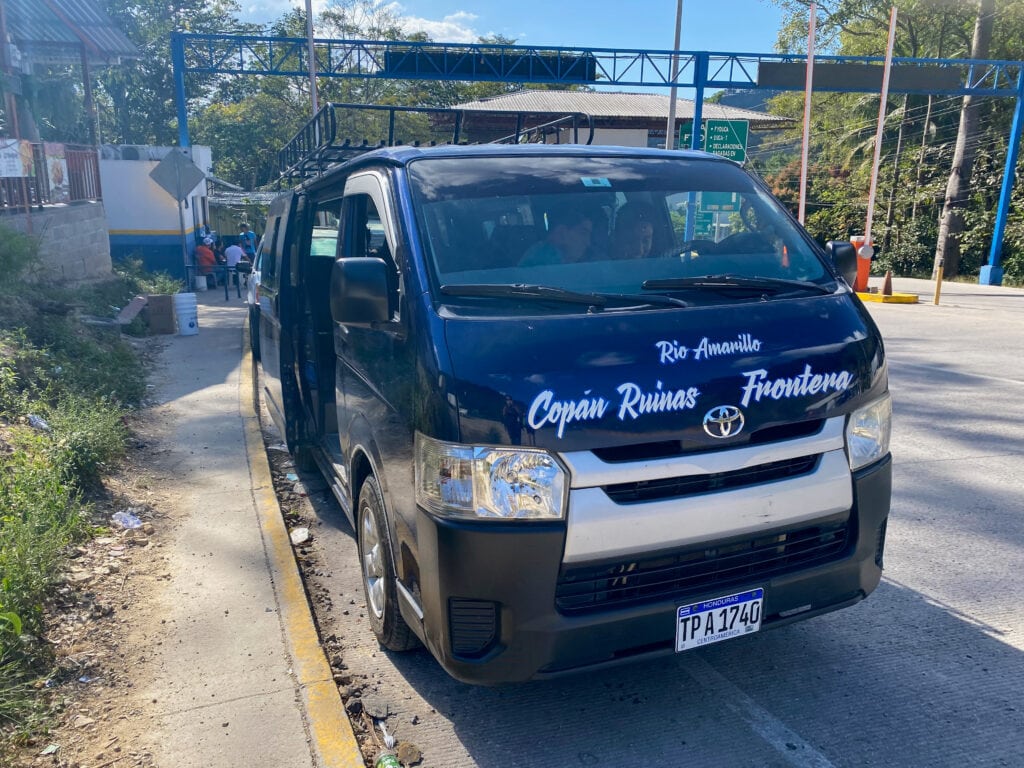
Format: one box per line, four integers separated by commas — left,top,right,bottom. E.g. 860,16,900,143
172,33,191,148
983,70,1024,285
690,52,708,150
685,53,710,242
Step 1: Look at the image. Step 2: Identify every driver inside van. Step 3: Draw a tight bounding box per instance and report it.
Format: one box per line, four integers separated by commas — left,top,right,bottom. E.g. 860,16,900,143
611,202,656,260
520,203,594,266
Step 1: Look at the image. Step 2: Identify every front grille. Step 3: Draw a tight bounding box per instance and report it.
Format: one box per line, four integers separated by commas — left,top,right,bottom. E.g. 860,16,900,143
592,419,825,462
603,455,819,504
556,519,851,614
449,598,499,658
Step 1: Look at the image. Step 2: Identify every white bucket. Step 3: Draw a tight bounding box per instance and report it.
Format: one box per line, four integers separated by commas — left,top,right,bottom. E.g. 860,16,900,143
173,292,199,336
193,274,209,291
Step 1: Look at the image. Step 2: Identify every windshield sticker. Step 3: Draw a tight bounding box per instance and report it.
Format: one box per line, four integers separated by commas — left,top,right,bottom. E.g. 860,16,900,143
580,177,612,188
740,365,852,408
528,382,701,438
657,334,763,364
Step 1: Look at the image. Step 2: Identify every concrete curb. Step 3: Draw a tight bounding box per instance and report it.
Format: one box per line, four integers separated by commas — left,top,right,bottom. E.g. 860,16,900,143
239,325,365,768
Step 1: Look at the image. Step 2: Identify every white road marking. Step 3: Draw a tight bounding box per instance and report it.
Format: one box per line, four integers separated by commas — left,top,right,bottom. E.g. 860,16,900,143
684,655,837,768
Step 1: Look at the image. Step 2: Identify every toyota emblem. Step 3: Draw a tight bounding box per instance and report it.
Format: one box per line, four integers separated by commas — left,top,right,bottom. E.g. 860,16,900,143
703,405,745,439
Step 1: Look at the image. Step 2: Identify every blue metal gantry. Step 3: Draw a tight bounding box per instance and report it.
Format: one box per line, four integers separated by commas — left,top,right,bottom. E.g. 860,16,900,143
172,32,1024,284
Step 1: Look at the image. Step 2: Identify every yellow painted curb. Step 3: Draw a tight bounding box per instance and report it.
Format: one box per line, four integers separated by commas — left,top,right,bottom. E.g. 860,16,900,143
239,323,365,768
856,291,919,304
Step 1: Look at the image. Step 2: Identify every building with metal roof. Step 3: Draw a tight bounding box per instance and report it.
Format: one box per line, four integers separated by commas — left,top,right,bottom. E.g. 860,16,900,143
451,89,791,150
1,0,137,143
2,0,136,66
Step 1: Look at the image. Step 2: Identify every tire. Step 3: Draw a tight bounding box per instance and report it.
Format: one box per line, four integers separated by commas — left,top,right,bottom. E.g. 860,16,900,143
294,444,317,472
357,476,418,651
248,306,261,361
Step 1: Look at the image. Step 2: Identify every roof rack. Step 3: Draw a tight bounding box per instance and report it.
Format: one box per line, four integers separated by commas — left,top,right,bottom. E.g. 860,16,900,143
278,102,593,182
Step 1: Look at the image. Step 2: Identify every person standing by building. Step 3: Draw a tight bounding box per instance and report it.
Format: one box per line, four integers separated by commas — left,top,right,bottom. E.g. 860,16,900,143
239,223,258,261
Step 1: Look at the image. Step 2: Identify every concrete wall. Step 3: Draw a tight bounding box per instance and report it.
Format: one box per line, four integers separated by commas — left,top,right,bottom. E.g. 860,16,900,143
3,202,112,282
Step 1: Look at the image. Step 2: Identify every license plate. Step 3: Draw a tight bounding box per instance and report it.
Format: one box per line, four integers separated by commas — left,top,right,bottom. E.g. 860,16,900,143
676,588,764,652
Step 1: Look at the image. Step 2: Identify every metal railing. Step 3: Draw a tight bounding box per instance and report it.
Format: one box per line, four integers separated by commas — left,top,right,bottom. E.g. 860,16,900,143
278,102,594,182
0,141,102,210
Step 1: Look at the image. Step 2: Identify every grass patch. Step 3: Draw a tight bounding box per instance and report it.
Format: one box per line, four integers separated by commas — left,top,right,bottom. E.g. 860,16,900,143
0,223,150,749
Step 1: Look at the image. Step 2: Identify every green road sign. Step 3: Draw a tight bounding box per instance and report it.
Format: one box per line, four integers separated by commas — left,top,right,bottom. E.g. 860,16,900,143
700,191,740,212
677,119,749,163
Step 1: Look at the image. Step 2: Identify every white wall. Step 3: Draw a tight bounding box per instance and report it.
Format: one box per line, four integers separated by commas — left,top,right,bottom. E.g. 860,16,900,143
99,146,210,235
591,128,650,148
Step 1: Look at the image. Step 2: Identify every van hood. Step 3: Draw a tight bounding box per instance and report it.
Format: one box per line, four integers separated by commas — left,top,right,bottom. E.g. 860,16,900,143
443,296,886,452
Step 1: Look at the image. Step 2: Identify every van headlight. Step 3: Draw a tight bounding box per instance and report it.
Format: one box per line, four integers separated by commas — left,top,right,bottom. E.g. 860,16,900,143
845,394,892,471
415,433,566,520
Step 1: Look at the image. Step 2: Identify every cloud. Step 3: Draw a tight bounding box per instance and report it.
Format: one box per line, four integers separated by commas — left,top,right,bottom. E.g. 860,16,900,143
237,1,487,43
399,10,481,43
238,0,330,25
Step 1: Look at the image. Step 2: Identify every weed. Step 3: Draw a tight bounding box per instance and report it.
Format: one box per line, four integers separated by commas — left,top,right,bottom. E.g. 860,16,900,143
45,396,128,486
0,249,167,750
0,435,84,639
0,227,40,286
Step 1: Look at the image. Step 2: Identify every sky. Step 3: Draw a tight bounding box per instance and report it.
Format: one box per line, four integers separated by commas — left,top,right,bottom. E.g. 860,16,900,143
234,1,786,55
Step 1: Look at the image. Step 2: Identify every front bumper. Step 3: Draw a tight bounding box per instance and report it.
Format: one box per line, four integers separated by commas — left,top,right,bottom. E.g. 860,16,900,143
411,455,891,684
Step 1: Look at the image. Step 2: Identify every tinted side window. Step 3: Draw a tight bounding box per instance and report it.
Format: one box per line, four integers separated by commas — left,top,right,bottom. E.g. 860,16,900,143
261,215,281,289
342,193,399,319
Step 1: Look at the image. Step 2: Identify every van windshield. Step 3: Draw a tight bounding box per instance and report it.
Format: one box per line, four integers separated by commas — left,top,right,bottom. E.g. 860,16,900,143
407,154,834,306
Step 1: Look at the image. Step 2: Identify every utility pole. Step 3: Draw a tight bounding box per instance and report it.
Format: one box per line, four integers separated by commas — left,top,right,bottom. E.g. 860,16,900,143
665,0,683,150
798,2,816,224
305,0,319,117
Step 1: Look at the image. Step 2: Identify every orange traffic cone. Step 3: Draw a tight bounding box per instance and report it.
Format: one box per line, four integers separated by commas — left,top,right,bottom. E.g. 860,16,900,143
881,270,893,296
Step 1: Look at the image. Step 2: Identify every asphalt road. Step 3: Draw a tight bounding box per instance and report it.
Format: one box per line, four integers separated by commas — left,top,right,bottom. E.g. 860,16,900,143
278,277,1024,768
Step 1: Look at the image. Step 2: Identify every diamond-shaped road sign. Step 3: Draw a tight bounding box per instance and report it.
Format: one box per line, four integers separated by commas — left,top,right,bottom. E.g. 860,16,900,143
149,150,206,201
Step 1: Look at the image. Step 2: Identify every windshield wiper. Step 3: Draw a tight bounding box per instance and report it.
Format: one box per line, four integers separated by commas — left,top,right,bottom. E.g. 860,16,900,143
641,275,834,295
440,284,689,309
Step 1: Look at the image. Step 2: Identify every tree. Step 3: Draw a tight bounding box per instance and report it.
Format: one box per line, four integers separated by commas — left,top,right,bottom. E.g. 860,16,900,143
765,0,1024,280
96,0,256,145
934,0,995,278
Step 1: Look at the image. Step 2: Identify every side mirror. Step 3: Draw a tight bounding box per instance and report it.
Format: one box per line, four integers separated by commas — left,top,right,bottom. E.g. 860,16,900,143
330,257,390,325
825,241,858,287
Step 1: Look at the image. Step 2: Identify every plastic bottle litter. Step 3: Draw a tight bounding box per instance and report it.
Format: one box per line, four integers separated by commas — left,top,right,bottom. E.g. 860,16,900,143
111,510,143,529
373,752,401,768
27,414,51,432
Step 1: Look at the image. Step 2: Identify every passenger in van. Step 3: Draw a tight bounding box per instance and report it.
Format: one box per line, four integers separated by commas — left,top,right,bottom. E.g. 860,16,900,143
611,203,656,260
583,206,612,261
520,203,594,266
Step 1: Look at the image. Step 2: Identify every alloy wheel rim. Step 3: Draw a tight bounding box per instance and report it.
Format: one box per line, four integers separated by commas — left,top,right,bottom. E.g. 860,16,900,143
361,506,386,619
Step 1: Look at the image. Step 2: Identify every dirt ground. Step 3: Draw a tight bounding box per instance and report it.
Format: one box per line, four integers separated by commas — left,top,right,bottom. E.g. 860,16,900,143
11,358,179,768
8,339,406,768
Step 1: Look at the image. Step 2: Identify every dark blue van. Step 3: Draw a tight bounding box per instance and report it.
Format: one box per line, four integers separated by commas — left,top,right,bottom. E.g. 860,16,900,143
257,144,891,684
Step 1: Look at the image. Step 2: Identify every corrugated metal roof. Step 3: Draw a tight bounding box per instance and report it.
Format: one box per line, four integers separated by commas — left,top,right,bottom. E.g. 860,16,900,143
454,90,789,128
5,0,137,64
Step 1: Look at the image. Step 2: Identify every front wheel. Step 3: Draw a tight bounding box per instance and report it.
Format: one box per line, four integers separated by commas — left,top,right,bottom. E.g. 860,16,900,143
248,306,261,361
357,476,419,651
